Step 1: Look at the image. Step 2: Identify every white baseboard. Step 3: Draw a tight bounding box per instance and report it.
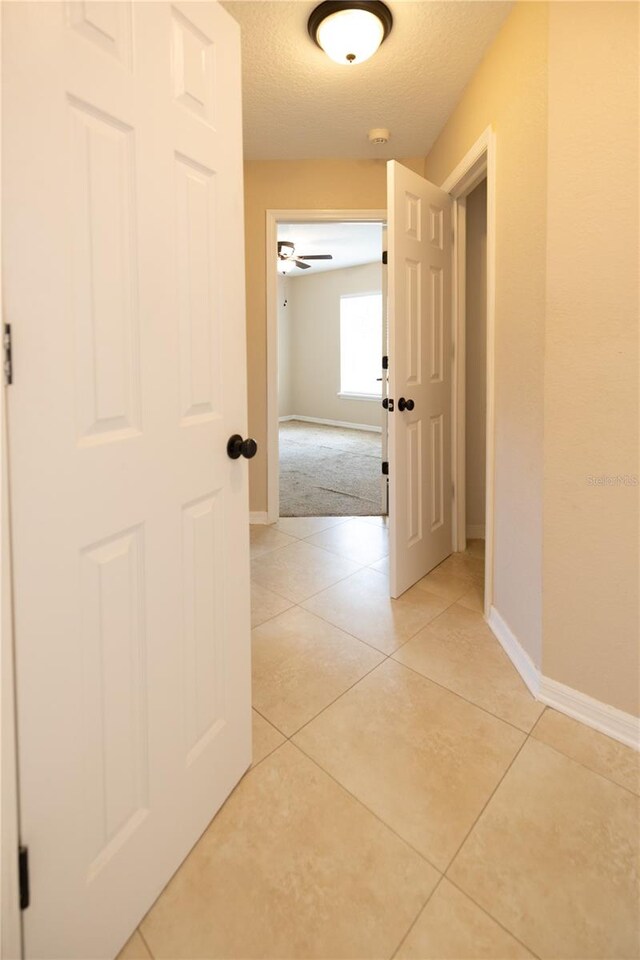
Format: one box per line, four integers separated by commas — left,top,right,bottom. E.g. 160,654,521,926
279,415,382,434
466,524,485,539
488,606,639,751
538,676,640,752
249,511,269,525
488,607,540,698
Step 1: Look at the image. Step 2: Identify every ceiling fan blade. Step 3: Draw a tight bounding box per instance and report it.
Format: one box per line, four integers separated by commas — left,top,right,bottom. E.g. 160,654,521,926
294,260,311,269
298,254,333,260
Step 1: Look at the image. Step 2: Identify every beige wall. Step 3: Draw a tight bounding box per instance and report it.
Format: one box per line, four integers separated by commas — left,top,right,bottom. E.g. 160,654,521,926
285,262,383,429
542,2,639,715
465,179,487,535
425,1,548,666
244,157,425,512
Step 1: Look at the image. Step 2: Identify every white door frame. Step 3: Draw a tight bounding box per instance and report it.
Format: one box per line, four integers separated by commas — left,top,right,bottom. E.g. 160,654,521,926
1,384,22,960
1,5,23,949
441,126,496,618
265,209,386,524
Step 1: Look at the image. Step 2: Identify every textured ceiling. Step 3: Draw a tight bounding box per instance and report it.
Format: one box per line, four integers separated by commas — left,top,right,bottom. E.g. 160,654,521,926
278,221,383,274
222,1,512,160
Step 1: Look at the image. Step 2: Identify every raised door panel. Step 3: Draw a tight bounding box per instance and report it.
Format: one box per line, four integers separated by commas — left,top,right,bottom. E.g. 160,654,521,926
182,491,226,766
80,526,149,881
66,1,133,68
405,192,422,242
405,259,421,387
175,154,221,424
429,415,444,532
429,266,444,383
171,6,216,126
406,421,423,547
69,97,141,446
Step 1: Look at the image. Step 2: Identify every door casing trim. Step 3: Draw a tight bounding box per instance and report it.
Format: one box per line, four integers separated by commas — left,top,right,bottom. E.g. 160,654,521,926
265,209,387,524
1,6,24,952
441,126,496,618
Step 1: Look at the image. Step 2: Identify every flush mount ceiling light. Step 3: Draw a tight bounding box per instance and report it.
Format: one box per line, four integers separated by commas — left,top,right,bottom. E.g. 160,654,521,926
308,1,393,66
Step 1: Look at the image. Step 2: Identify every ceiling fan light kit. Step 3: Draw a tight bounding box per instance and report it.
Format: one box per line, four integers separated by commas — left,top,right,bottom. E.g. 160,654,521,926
308,1,393,66
277,240,334,274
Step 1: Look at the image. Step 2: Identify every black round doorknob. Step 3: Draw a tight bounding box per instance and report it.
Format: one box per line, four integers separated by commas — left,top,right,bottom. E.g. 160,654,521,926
227,434,258,460
398,397,415,412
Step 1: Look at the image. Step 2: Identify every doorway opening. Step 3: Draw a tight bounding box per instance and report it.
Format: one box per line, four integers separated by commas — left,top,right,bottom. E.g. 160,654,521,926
464,179,487,547
277,221,386,519
266,210,387,524
443,126,496,617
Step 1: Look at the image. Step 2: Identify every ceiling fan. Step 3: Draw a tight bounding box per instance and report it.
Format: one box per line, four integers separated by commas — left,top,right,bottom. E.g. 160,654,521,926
277,240,333,271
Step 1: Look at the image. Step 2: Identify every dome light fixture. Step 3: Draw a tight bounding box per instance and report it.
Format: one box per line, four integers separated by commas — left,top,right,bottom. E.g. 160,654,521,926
308,1,393,66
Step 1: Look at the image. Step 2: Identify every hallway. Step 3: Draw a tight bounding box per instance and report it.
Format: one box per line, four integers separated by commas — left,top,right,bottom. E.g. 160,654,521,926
119,520,639,960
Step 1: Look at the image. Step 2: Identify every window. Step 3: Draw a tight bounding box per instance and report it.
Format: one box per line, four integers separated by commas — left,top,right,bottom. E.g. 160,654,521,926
339,292,383,399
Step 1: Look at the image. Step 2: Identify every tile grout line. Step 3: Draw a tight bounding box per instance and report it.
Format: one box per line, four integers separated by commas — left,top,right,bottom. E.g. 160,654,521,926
388,874,446,960
136,925,155,960
249,737,286,771
390,656,539,738
443,875,542,960
290,738,444,876
441,733,530,875
251,552,371,605
288,653,388,739
526,727,640,799
253,521,482,611
293,600,430,659
251,703,290,739
255,562,539,759
275,593,535,741
253,548,537,749
437,725,543,960
250,601,297,631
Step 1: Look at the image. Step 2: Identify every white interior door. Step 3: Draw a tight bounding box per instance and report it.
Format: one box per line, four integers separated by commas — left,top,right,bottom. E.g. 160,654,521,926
381,225,389,513
3,3,251,957
387,161,453,598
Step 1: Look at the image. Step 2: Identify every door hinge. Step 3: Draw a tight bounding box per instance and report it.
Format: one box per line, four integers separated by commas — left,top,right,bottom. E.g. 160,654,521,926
382,355,388,370
382,250,388,265
19,845,29,911
3,323,13,385
382,461,389,476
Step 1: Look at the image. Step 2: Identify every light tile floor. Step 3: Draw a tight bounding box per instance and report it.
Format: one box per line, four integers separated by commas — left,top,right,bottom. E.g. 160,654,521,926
119,518,640,960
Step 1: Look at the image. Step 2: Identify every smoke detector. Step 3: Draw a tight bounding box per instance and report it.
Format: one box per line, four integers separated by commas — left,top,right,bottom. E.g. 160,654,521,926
368,128,390,145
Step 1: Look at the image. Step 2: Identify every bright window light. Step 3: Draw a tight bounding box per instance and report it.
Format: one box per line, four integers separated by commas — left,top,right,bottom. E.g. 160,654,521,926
340,293,382,397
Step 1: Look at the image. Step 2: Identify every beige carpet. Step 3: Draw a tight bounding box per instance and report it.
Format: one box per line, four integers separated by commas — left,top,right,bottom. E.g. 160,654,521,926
279,420,384,517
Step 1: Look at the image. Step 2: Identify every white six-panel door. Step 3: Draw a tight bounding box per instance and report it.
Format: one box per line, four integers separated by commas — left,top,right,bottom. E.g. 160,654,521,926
3,3,251,956
387,161,453,598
